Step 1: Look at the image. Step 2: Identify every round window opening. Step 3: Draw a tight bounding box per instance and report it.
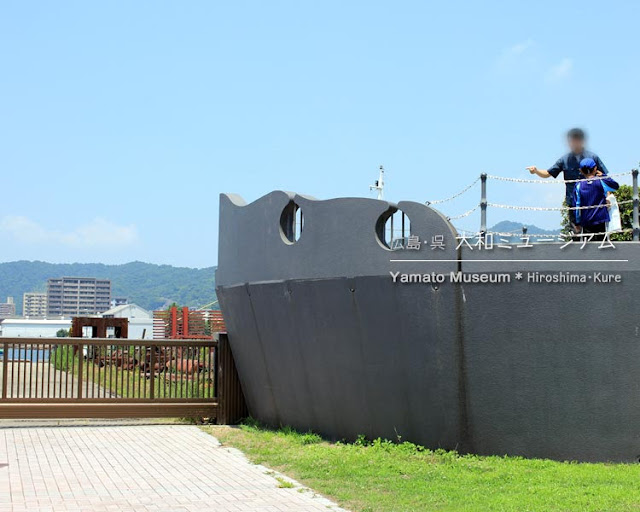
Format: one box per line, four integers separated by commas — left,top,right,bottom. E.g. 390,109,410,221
376,208,412,250
280,201,304,244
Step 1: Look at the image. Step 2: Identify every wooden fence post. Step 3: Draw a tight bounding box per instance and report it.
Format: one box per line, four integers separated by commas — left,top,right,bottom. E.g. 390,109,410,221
76,343,83,399
216,333,247,425
149,346,156,400
1,343,8,399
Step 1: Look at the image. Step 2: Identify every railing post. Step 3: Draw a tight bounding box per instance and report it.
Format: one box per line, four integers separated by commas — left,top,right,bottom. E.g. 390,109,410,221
633,168,639,242
149,346,156,400
216,334,226,424
216,333,247,425
1,342,8,399
76,343,83,399
171,306,178,338
480,173,487,236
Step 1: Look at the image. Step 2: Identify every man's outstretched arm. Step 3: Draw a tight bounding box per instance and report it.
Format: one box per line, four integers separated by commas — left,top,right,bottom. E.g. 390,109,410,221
527,158,564,179
526,166,552,178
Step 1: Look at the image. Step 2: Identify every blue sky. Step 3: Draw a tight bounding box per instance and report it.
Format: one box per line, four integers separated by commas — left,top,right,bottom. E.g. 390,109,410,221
1,1,638,267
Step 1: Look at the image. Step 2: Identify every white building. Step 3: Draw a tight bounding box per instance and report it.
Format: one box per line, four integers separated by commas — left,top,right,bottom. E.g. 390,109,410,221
47,277,111,317
110,297,128,308
0,304,153,340
23,292,47,318
101,304,153,340
0,296,16,319
0,318,72,338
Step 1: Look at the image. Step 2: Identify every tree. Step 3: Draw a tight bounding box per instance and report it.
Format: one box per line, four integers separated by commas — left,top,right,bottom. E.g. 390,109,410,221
56,328,69,337
561,184,633,241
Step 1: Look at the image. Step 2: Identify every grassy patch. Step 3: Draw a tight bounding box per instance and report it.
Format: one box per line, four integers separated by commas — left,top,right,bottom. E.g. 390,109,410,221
50,345,214,399
275,476,294,489
204,422,640,512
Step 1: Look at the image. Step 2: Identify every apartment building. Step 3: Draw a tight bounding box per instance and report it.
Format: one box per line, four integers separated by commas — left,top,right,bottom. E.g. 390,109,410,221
0,297,16,319
22,292,47,318
47,277,112,317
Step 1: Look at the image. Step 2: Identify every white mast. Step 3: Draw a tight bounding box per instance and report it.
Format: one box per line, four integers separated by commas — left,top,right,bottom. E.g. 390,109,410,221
370,165,385,200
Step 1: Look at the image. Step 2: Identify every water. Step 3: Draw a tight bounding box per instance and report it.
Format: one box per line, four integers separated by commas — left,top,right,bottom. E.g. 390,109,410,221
5,347,51,361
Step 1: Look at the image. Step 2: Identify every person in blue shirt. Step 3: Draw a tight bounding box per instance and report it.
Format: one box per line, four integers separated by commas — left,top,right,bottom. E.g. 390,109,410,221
573,157,619,240
526,128,609,234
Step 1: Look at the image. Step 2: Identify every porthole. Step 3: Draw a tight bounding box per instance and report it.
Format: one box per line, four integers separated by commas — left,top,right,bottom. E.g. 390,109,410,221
280,201,304,244
376,207,411,250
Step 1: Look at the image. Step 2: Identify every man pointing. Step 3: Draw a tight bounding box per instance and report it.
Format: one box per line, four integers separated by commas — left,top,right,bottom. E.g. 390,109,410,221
526,128,609,234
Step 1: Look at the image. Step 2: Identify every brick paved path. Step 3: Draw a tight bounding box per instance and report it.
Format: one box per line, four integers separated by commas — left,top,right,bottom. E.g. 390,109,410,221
0,425,348,512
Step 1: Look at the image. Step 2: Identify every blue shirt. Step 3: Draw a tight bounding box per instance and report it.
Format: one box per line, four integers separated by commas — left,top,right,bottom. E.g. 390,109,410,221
548,150,609,204
574,176,619,226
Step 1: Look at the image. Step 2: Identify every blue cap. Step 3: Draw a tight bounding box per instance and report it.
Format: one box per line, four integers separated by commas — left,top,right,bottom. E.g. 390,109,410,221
580,157,596,169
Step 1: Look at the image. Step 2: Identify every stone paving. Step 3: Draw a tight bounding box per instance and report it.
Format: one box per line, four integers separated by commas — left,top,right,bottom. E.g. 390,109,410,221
0,424,348,512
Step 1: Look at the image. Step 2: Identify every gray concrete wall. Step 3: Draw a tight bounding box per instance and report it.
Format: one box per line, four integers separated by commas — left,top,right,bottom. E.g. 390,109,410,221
216,190,640,462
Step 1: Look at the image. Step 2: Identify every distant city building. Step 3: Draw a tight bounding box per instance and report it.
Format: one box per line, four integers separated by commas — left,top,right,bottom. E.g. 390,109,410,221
102,303,152,339
47,277,112,317
23,292,47,318
0,318,71,338
110,297,128,308
0,297,16,319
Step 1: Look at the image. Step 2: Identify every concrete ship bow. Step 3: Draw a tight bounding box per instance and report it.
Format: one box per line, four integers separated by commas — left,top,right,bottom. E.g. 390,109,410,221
216,190,640,462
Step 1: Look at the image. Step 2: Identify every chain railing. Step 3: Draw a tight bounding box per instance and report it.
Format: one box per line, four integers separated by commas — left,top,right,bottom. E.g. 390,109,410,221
426,168,640,241
425,177,480,205
485,171,632,184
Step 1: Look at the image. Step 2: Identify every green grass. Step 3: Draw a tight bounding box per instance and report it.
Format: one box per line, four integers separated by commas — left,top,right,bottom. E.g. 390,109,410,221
205,422,640,512
275,476,295,489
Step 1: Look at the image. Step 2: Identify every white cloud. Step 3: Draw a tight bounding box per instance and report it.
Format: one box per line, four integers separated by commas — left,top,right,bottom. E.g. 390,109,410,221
505,39,534,57
494,42,574,86
0,216,138,248
546,58,573,82
495,39,535,70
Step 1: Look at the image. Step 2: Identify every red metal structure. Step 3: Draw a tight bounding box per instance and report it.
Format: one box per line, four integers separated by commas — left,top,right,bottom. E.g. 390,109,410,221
153,306,225,340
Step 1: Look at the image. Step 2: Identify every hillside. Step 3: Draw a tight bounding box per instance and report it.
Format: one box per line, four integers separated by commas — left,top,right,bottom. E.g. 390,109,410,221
0,261,217,314
489,221,560,235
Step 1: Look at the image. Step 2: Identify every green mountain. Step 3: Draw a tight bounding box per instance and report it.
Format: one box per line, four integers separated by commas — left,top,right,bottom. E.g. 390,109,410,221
489,221,560,235
0,261,217,314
